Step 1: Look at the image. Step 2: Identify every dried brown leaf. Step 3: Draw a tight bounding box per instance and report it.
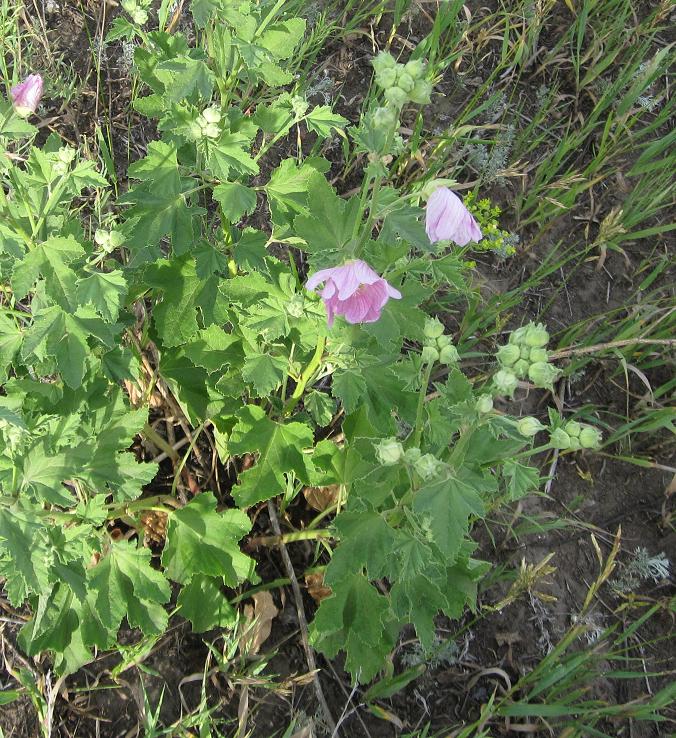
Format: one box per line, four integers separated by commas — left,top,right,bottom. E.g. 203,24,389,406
303,485,339,512
305,572,332,605
241,591,279,655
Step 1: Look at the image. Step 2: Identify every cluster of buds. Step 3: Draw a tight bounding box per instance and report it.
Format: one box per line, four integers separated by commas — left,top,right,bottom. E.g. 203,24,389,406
375,438,446,482
94,228,125,254
550,420,602,450
121,0,149,25
404,447,445,480
372,52,432,109
421,318,459,365
515,415,602,450
494,322,560,396
374,439,445,480
190,107,222,140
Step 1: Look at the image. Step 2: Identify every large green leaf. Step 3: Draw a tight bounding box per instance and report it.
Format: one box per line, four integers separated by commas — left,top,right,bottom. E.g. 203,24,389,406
162,493,255,585
120,141,199,260
412,476,484,562
75,269,128,322
311,572,394,683
177,574,237,632
228,405,315,506
144,254,207,347
11,236,84,309
326,512,400,584
87,540,170,639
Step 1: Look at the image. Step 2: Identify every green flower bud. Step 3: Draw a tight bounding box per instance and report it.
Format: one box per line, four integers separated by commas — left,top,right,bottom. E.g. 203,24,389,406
57,146,76,164
569,436,582,451
203,123,221,139
549,428,571,450
376,67,398,89
404,447,421,464
513,359,530,378
564,421,582,438
421,345,439,363
122,0,148,25
384,86,408,107
528,362,560,390
408,79,432,105
404,59,426,79
110,231,124,248
439,344,459,365
287,96,308,119
520,346,531,360
517,417,546,437
286,295,304,318
372,51,396,74
373,106,397,128
202,106,221,124
94,229,110,248
436,334,452,348
476,395,494,414
579,425,602,449
524,323,550,348
529,347,548,364
375,437,404,466
396,71,415,92
494,369,519,397
424,317,445,339
509,326,529,344
497,343,520,366
414,453,444,480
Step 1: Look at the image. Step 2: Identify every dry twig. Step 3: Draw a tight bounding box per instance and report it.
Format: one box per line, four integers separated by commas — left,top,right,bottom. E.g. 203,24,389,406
266,500,337,735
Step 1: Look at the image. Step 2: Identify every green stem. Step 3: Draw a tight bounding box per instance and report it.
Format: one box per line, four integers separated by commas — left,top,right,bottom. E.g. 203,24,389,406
254,0,287,38
248,529,332,548
170,422,207,497
283,335,326,417
143,423,180,463
254,114,295,162
513,443,554,461
107,494,181,520
228,577,292,606
357,174,384,252
31,174,71,240
412,360,434,447
281,342,296,404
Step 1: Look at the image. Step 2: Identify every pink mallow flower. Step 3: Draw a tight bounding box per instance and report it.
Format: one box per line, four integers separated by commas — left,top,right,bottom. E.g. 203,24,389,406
425,187,482,246
306,260,402,327
10,74,43,117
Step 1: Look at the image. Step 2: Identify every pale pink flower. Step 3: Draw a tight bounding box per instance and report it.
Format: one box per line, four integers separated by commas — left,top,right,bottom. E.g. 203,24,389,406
10,74,43,117
306,260,402,327
425,187,482,246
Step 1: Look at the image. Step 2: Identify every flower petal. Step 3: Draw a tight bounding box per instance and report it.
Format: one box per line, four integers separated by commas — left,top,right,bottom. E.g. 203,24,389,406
306,267,338,292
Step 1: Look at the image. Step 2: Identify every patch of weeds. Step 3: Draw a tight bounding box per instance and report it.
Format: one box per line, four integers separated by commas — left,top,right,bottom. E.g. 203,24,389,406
612,547,671,593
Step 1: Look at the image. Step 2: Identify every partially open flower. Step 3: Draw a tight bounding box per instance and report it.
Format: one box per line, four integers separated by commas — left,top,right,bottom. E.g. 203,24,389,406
425,187,482,246
10,74,43,117
306,259,401,327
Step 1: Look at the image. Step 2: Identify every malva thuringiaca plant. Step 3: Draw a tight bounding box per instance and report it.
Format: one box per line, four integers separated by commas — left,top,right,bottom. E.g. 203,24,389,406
0,1,602,684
